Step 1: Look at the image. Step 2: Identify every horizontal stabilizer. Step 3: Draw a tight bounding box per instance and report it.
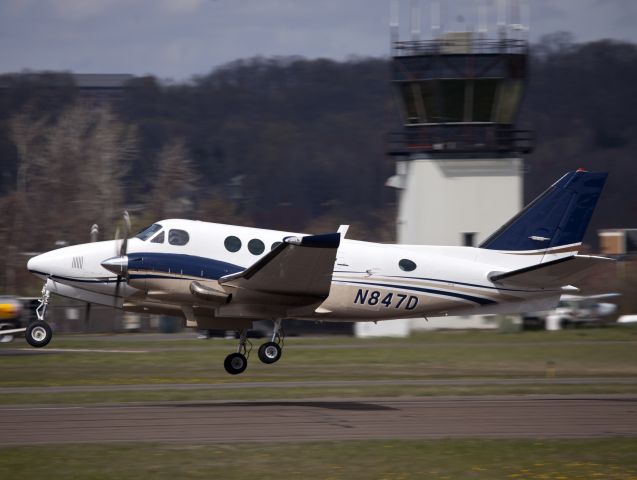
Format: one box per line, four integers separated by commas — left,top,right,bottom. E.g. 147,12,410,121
489,255,614,289
219,232,341,299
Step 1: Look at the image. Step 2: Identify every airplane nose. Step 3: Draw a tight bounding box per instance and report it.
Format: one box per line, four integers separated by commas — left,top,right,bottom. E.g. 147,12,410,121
27,253,46,274
101,256,128,276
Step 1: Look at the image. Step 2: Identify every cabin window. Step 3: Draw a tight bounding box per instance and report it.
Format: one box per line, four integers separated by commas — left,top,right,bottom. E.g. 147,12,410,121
224,236,242,252
151,231,165,243
271,241,282,250
399,259,417,272
248,239,265,255
168,229,189,246
136,224,162,241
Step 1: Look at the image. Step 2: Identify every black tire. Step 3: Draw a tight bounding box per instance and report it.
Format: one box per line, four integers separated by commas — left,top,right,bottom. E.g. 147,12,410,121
25,321,52,348
258,341,282,364
224,352,248,375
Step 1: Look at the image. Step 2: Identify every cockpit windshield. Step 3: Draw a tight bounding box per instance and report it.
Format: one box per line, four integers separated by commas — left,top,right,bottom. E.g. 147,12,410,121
136,224,163,241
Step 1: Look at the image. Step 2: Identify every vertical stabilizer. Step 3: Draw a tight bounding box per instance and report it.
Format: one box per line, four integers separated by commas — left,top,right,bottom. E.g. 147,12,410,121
479,170,608,258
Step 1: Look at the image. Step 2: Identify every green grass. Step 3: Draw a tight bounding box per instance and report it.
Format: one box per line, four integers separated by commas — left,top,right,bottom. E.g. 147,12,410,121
0,439,636,479
0,328,636,402
2,383,637,406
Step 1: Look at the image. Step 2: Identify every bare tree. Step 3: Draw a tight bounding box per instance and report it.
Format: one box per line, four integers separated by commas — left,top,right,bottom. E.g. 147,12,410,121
3,103,138,293
150,139,199,219
4,111,48,292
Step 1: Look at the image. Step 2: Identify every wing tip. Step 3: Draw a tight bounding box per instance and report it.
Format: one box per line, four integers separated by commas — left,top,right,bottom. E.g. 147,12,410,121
284,232,341,249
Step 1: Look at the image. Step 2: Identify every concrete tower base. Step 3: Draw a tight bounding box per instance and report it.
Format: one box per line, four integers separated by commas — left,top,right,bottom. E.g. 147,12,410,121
355,157,523,337
394,157,523,247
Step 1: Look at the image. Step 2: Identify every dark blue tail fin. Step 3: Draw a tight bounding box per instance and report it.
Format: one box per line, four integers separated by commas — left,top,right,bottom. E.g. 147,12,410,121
480,170,608,253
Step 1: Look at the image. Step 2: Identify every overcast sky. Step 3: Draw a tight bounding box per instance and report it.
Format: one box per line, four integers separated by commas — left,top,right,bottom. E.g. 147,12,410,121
1,0,636,81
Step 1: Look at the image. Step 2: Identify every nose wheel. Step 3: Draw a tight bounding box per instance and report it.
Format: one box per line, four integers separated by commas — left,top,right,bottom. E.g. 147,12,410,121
25,320,52,348
26,285,53,348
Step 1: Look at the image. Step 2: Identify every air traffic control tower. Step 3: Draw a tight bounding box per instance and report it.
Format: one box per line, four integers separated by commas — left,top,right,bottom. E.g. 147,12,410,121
386,14,533,249
356,2,534,336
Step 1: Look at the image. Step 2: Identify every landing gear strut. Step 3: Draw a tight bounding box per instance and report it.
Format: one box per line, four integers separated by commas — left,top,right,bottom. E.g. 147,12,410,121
26,285,53,348
223,329,250,375
258,319,283,364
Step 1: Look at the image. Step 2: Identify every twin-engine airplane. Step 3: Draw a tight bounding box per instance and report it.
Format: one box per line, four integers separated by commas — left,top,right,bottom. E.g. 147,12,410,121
26,170,611,374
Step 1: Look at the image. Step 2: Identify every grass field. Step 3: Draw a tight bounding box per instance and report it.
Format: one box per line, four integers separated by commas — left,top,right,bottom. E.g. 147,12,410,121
0,328,636,403
1,439,636,480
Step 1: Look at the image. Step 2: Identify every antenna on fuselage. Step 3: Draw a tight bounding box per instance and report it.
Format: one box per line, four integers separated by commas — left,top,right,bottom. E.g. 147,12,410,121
90,224,99,243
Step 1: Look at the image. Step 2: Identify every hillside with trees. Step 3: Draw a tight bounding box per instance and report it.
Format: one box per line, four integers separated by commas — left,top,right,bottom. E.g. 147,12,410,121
0,35,636,294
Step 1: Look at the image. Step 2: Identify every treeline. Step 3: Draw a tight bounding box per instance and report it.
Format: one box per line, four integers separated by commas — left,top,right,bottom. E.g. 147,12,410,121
522,33,637,239
0,35,636,293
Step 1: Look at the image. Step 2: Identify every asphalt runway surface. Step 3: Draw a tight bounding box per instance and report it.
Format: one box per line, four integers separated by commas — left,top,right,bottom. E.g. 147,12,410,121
1,395,635,445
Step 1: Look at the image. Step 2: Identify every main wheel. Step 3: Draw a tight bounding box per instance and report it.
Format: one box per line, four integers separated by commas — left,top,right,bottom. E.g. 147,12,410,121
224,352,248,375
258,341,282,364
25,320,52,348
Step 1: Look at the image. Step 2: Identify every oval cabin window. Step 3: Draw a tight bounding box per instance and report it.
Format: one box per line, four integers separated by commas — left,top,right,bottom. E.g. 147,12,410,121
248,239,265,255
399,259,417,272
224,236,242,252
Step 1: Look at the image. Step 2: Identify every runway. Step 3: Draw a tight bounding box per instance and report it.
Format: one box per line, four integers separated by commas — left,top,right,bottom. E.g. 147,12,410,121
1,395,635,445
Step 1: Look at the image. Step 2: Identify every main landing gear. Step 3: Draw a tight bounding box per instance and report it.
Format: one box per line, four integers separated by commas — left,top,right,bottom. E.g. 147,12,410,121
223,319,285,375
25,286,53,348
223,329,250,375
258,318,283,364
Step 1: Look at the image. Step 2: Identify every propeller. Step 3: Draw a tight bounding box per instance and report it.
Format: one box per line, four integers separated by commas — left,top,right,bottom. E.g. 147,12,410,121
102,211,131,305
114,211,131,258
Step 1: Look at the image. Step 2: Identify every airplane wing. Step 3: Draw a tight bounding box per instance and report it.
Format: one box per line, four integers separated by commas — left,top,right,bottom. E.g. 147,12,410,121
489,255,615,289
219,232,341,300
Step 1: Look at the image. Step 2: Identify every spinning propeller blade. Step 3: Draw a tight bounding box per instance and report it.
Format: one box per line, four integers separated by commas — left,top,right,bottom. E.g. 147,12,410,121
120,211,131,257
112,211,131,302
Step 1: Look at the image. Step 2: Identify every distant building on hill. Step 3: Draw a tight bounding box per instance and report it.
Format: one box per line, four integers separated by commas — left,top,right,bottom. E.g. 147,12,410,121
0,72,134,106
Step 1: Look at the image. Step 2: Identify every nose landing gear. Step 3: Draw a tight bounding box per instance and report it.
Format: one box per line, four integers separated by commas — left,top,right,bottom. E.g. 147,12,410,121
26,285,53,348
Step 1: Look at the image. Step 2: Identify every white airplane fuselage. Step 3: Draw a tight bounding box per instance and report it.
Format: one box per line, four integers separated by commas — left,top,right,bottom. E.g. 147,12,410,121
28,219,564,326
23,170,611,374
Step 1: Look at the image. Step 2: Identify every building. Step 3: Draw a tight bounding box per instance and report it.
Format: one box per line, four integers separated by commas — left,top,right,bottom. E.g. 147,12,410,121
357,3,533,336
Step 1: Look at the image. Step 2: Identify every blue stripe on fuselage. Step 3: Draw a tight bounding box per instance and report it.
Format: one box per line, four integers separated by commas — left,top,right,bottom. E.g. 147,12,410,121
127,253,244,280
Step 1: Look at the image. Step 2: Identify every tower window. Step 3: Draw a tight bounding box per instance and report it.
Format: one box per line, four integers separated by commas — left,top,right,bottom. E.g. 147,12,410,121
463,232,476,247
